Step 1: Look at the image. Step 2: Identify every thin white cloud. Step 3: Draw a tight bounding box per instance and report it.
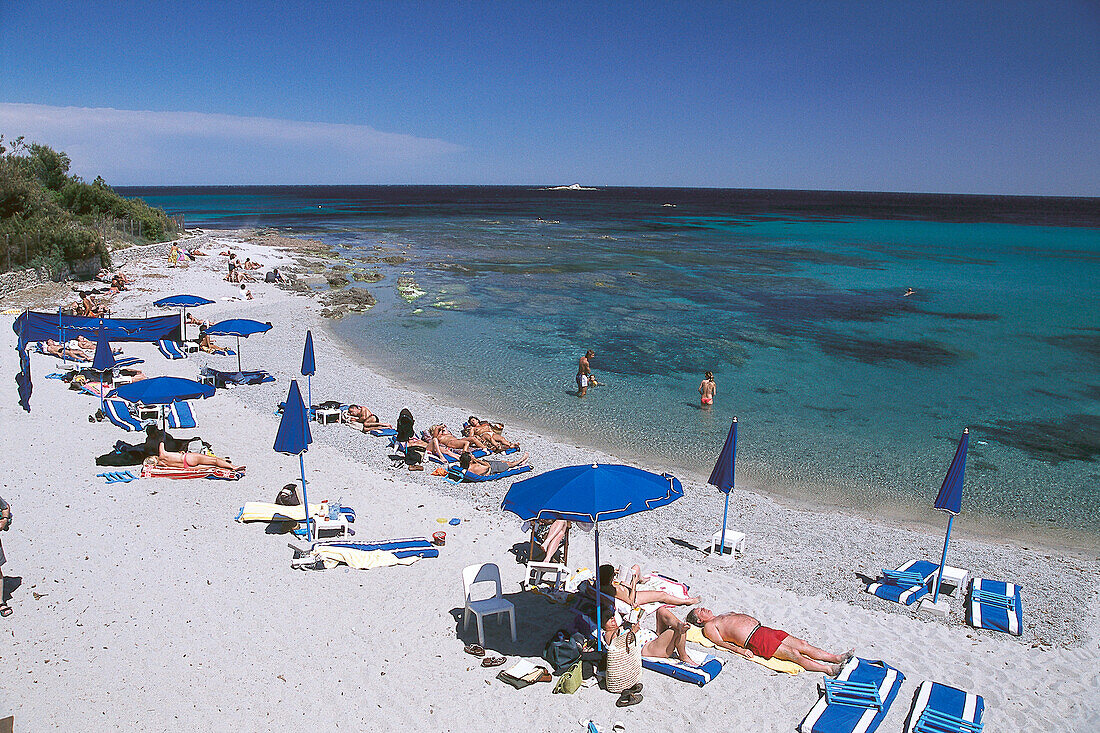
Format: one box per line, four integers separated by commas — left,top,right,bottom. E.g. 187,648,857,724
0,102,464,184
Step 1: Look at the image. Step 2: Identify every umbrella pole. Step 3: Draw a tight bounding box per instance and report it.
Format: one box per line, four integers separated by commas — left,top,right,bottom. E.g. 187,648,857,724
594,521,602,652
299,453,311,542
932,515,953,604
236,336,242,372
719,492,731,558
307,375,312,417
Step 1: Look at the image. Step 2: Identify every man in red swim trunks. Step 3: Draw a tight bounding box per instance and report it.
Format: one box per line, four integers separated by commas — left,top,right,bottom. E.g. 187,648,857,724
686,607,852,675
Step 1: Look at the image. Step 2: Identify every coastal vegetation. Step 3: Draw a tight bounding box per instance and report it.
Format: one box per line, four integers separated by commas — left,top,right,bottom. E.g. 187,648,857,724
0,135,178,275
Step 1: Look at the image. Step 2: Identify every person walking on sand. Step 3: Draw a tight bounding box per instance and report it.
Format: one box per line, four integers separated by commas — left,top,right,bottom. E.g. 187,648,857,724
699,371,716,407
0,495,12,618
576,350,595,397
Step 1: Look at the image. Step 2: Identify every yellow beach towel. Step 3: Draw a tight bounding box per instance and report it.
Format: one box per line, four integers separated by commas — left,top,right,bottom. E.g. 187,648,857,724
236,501,322,523
312,546,420,570
685,627,802,675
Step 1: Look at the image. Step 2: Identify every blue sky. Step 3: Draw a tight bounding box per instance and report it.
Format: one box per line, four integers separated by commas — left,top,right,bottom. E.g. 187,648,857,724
1,2,1097,194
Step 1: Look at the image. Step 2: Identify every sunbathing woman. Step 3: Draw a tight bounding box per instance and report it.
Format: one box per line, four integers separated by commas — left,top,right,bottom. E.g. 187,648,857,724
198,327,232,355
346,405,393,431
80,292,108,317
459,450,530,476
156,442,241,471
599,564,700,608
431,424,490,453
463,416,518,451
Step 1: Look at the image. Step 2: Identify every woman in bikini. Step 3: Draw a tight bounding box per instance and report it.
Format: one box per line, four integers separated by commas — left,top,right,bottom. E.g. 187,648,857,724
463,416,518,451
431,424,489,453
157,443,241,471
598,564,700,607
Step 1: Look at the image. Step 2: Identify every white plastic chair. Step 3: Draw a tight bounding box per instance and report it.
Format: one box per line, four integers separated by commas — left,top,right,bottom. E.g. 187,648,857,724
462,562,516,645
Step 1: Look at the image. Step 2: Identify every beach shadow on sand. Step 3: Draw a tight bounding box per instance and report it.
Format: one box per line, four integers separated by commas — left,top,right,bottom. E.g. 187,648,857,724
448,591,579,658
668,537,707,555
2,575,23,605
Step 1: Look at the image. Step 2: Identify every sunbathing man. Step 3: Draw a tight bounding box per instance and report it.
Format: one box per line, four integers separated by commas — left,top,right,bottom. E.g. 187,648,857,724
685,607,853,675
156,442,241,471
198,327,231,355
346,404,393,431
599,564,700,608
459,450,530,476
186,313,211,328
80,292,108,317
242,257,262,270
463,416,518,451
45,339,91,360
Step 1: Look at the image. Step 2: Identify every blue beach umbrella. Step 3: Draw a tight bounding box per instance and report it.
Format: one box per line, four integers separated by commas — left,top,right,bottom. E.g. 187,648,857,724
206,319,272,372
91,323,117,413
154,294,215,339
931,428,969,604
707,417,738,557
501,463,683,649
274,380,314,541
107,376,215,434
301,330,316,411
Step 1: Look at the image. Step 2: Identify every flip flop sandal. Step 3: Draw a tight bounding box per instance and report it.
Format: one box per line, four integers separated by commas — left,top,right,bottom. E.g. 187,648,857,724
0,604,12,617
615,692,642,707
463,643,486,657
612,724,627,733
481,656,507,668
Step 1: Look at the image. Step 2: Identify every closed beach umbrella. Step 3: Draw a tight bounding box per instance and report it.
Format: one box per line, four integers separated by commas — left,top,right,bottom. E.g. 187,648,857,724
206,318,272,372
91,322,117,412
930,428,969,604
301,330,316,411
501,463,683,649
707,417,738,557
274,380,314,541
154,294,215,339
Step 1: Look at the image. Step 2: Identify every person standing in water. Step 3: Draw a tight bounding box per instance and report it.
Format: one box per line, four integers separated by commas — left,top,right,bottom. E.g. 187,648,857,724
576,350,595,397
699,371,716,407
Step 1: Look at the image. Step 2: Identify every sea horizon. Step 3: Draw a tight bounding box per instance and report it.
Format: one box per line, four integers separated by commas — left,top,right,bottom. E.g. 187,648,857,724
122,185,1100,549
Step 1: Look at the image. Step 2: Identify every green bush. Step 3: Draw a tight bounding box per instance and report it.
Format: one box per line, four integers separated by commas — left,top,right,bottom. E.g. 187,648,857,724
0,136,175,272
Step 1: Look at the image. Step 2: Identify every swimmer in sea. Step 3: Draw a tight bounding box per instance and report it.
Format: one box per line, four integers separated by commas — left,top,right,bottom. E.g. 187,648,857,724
904,287,915,297
699,371,716,407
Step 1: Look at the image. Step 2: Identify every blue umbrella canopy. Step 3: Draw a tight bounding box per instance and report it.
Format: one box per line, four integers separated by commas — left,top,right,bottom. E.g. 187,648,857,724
301,330,315,377
154,295,215,308
206,319,272,337
107,376,215,405
934,429,969,515
274,380,313,455
502,463,683,523
707,418,737,494
92,325,116,373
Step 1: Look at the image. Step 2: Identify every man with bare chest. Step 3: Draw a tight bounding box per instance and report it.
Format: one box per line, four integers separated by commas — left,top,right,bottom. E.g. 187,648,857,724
686,607,852,675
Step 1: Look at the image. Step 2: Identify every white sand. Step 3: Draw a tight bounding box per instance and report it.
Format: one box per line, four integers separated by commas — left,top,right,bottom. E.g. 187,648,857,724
0,230,1097,732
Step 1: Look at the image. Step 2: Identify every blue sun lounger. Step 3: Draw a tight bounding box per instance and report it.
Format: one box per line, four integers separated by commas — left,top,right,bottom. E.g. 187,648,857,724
905,680,985,733
966,578,1022,636
164,401,197,429
103,399,144,432
799,658,905,733
157,340,187,359
865,560,941,606
205,368,274,386
369,428,397,437
642,650,723,686
314,537,439,560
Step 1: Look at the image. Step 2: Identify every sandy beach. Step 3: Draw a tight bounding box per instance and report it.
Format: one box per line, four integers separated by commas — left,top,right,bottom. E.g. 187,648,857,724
1,229,1097,732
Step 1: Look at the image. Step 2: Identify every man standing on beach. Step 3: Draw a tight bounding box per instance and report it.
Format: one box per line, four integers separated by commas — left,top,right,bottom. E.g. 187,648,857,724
576,350,595,397
0,495,11,618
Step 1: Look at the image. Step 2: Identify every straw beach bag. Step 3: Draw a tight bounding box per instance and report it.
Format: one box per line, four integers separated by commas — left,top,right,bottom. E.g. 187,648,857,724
604,630,642,693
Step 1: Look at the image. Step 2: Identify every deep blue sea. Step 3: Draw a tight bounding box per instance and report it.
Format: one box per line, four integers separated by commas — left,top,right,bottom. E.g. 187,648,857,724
122,186,1100,543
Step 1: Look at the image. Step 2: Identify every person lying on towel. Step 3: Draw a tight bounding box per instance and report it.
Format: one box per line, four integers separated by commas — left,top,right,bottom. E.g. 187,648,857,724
155,443,242,472
599,564,700,608
458,450,530,477
685,607,852,675
44,339,91,361
345,405,392,431
462,416,519,451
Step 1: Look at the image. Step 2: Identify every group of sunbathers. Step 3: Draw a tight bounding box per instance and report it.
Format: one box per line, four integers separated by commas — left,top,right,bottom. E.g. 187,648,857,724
591,562,852,677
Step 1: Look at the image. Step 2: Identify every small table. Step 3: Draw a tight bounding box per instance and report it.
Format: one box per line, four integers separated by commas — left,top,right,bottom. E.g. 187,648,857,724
315,408,341,425
936,565,970,598
312,515,351,539
137,406,160,422
198,374,217,387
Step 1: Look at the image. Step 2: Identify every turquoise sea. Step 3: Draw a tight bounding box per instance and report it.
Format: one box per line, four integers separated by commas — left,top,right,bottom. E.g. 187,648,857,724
123,186,1100,545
